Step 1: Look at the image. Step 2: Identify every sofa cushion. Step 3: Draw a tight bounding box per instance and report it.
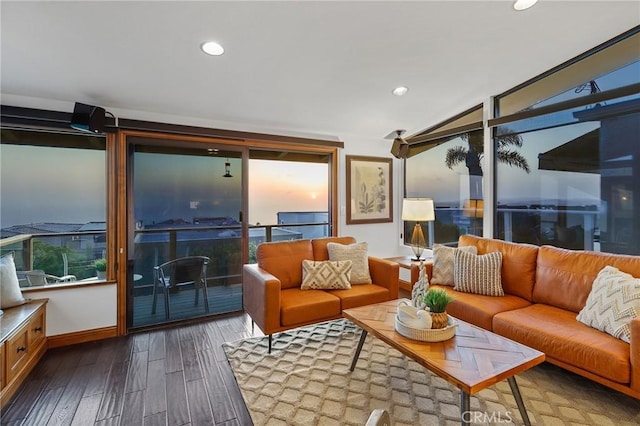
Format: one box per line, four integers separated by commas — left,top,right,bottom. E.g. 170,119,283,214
459,235,538,301
257,239,314,289
577,266,640,343
430,284,530,331
430,244,477,286
534,245,640,313
329,284,390,310
312,236,356,261
1,252,27,309
280,288,341,326
453,250,504,296
301,260,352,290
327,242,372,284
494,304,631,384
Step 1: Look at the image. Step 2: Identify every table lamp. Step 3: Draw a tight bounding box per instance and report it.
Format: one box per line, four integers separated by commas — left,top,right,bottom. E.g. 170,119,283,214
402,198,435,260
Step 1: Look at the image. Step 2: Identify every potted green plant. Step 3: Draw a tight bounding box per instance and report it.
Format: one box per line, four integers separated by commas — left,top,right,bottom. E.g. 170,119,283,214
423,288,454,329
94,258,107,280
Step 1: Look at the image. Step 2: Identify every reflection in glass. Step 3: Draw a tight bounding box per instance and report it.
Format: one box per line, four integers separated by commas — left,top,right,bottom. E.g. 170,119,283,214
130,147,243,328
0,135,107,286
497,103,640,254
405,130,487,245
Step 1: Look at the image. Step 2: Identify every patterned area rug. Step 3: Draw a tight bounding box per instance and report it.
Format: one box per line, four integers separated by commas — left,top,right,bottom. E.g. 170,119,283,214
223,319,640,425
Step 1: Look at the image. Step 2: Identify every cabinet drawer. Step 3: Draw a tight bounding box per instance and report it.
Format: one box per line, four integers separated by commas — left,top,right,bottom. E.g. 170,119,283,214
6,329,28,383
28,309,45,348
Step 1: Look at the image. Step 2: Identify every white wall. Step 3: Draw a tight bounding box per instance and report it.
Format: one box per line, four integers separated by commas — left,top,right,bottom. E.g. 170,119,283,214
339,132,414,259
23,284,117,336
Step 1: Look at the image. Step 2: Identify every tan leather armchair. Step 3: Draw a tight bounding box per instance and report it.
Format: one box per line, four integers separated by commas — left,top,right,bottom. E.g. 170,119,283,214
243,236,398,352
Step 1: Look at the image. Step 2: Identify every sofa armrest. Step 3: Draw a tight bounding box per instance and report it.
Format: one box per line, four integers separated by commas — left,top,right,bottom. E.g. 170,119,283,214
242,264,282,335
631,317,640,392
368,257,399,300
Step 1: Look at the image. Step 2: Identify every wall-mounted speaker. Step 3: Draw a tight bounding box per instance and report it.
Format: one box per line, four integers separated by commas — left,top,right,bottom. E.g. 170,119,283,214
70,102,105,133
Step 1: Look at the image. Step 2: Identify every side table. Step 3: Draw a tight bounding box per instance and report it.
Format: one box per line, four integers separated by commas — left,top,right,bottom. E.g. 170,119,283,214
385,255,432,292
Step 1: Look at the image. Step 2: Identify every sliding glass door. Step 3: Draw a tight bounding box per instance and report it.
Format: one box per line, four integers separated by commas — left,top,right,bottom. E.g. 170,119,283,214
127,136,244,329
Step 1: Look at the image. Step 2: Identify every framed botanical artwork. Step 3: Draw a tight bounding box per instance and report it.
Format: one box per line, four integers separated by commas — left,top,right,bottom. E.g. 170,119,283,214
346,155,393,224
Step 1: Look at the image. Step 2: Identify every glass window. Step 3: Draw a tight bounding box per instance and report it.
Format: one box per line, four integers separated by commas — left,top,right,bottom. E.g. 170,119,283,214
532,61,640,110
248,151,330,261
405,129,485,246
496,32,640,116
0,130,107,286
496,90,640,255
130,142,243,327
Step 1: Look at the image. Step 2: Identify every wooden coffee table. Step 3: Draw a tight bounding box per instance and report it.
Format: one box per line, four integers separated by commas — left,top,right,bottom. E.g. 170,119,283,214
342,300,545,426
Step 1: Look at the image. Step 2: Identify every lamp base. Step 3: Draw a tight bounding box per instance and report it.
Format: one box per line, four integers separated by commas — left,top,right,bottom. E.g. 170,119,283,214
409,223,427,262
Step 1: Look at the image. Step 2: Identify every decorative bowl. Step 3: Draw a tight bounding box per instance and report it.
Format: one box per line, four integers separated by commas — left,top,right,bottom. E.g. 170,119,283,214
394,315,457,342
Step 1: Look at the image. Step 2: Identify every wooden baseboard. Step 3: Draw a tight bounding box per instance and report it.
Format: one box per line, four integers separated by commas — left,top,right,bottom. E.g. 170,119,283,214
47,326,118,349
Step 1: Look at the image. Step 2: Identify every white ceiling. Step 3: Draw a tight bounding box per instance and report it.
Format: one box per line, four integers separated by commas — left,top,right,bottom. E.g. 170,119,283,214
1,1,639,143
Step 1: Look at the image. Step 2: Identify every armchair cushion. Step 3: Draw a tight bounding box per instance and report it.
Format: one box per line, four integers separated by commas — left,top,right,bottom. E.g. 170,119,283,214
327,242,372,284
257,239,314,289
280,288,341,326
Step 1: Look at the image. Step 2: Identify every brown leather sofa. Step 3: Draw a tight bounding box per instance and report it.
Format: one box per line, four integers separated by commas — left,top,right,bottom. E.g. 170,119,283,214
243,236,399,351
419,235,640,399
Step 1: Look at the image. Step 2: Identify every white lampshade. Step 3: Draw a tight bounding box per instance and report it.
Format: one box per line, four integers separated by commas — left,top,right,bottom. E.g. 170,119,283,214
402,198,435,222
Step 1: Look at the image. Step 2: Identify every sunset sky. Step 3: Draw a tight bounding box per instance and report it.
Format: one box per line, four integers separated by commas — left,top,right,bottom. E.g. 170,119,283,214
0,147,328,229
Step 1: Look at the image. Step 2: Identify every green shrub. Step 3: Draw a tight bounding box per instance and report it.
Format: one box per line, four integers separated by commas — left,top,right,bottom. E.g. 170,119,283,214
94,258,107,272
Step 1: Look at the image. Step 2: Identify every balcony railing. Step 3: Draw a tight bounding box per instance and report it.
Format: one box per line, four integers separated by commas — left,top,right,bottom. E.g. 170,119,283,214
0,231,107,286
1,219,332,288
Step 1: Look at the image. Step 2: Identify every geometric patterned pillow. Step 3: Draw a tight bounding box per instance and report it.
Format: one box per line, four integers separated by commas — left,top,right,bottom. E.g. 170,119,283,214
301,260,352,290
577,266,640,343
453,250,504,296
430,244,477,286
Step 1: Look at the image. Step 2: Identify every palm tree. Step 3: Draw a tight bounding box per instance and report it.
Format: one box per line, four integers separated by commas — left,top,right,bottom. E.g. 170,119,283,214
445,131,530,199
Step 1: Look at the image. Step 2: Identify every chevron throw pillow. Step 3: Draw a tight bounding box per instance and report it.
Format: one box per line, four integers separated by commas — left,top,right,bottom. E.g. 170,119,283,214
301,260,352,290
577,266,640,343
431,244,478,286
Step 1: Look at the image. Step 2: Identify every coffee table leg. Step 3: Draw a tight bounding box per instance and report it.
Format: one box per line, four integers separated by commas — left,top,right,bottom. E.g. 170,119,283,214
460,391,471,425
508,376,532,426
349,329,368,371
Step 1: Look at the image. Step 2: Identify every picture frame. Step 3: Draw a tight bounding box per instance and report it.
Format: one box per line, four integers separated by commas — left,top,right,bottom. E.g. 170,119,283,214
346,155,393,224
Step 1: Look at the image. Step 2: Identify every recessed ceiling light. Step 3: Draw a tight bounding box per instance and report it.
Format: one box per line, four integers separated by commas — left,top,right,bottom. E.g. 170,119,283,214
392,86,408,96
513,0,538,11
201,41,224,56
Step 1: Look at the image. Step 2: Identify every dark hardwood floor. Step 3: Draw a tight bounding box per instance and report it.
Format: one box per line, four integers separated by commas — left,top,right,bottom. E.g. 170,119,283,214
1,313,263,426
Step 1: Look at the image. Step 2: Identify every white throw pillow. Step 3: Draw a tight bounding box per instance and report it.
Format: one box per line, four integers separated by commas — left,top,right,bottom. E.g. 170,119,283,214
1,252,27,309
577,266,640,343
301,260,352,290
453,250,504,296
430,244,477,286
327,242,372,284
